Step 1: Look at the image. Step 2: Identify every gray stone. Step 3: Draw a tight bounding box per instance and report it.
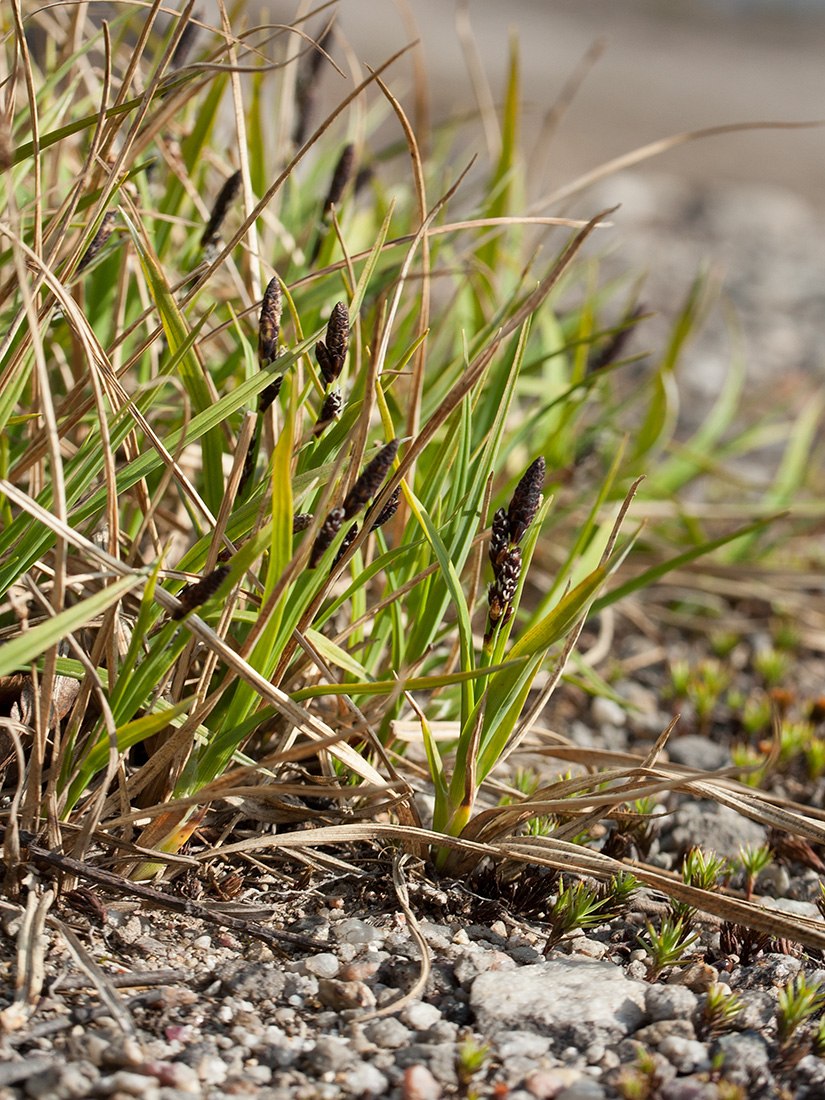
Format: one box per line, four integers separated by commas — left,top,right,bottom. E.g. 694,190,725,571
395,1044,458,1088
471,958,648,1052
634,1019,695,1045
303,952,340,978
729,954,802,991
710,1031,770,1081
660,801,766,859
667,735,730,771
645,984,699,1022
401,1001,443,1032
332,918,385,945
221,962,286,1002
657,1037,711,1074
495,1031,552,1060
659,1078,720,1100
796,1054,825,1100
556,1079,606,1100
342,1061,389,1097
592,697,627,727
305,1037,355,1074
364,1017,413,1049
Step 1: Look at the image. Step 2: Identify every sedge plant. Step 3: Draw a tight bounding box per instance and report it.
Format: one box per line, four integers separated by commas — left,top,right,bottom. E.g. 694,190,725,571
1,2,821,898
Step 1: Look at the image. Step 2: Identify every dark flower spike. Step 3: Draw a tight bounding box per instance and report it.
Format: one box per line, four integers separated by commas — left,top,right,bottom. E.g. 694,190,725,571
77,211,117,273
587,304,646,375
171,11,200,70
258,276,282,367
292,513,314,533
258,375,283,413
237,426,260,498
488,507,510,576
315,301,349,386
172,565,230,620
323,143,355,216
309,507,345,569
342,438,399,520
314,388,343,437
508,457,545,545
332,523,359,568
369,485,402,532
293,19,335,146
200,169,242,250
497,546,522,605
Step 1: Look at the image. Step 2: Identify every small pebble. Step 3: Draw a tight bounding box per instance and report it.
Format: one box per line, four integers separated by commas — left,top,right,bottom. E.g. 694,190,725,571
365,1017,412,1049
401,1001,443,1031
304,953,340,979
401,1064,442,1100
332,919,384,945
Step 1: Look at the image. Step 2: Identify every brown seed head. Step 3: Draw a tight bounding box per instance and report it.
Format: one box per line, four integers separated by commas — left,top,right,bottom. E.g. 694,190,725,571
323,143,355,215
292,513,314,533
332,523,359,568
314,388,344,436
77,211,117,273
489,507,510,576
508,457,545,544
259,375,283,413
258,276,282,366
342,439,399,519
200,169,242,249
309,507,345,569
173,565,230,620
369,485,402,532
587,304,645,375
315,302,349,386
497,546,522,604
293,20,335,145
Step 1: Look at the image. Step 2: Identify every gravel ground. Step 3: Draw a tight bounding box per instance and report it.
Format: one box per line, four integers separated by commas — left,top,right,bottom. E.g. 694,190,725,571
2,174,825,1098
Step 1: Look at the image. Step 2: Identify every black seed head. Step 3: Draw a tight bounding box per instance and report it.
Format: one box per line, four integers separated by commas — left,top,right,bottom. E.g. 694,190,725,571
369,485,402,532
323,143,355,215
497,546,522,604
237,427,260,498
489,507,510,576
77,211,117,273
293,20,335,145
315,302,349,386
308,507,345,569
171,11,200,70
258,375,283,413
258,276,282,367
508,457,545,545
200,169,242,250
172,565,230,620
342,438,399,520
292,513,314,533
314,388,343,437
332,523,359,568
587,304,645,375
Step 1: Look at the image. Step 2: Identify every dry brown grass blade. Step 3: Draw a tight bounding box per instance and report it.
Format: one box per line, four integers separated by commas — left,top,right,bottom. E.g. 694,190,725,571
356,852,431,1022
179,818,825,951
526,36,608,198
532,118,825,212
51,916,135,1036
455,0,499,162
0,886,54,1032
370,68,430,469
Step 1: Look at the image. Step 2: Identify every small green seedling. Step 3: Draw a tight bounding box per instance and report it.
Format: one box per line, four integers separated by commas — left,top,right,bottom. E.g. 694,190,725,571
777,973,825,1044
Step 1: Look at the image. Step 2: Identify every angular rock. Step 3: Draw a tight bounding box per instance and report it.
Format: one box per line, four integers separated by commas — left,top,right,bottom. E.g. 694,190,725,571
470,958,648,1053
